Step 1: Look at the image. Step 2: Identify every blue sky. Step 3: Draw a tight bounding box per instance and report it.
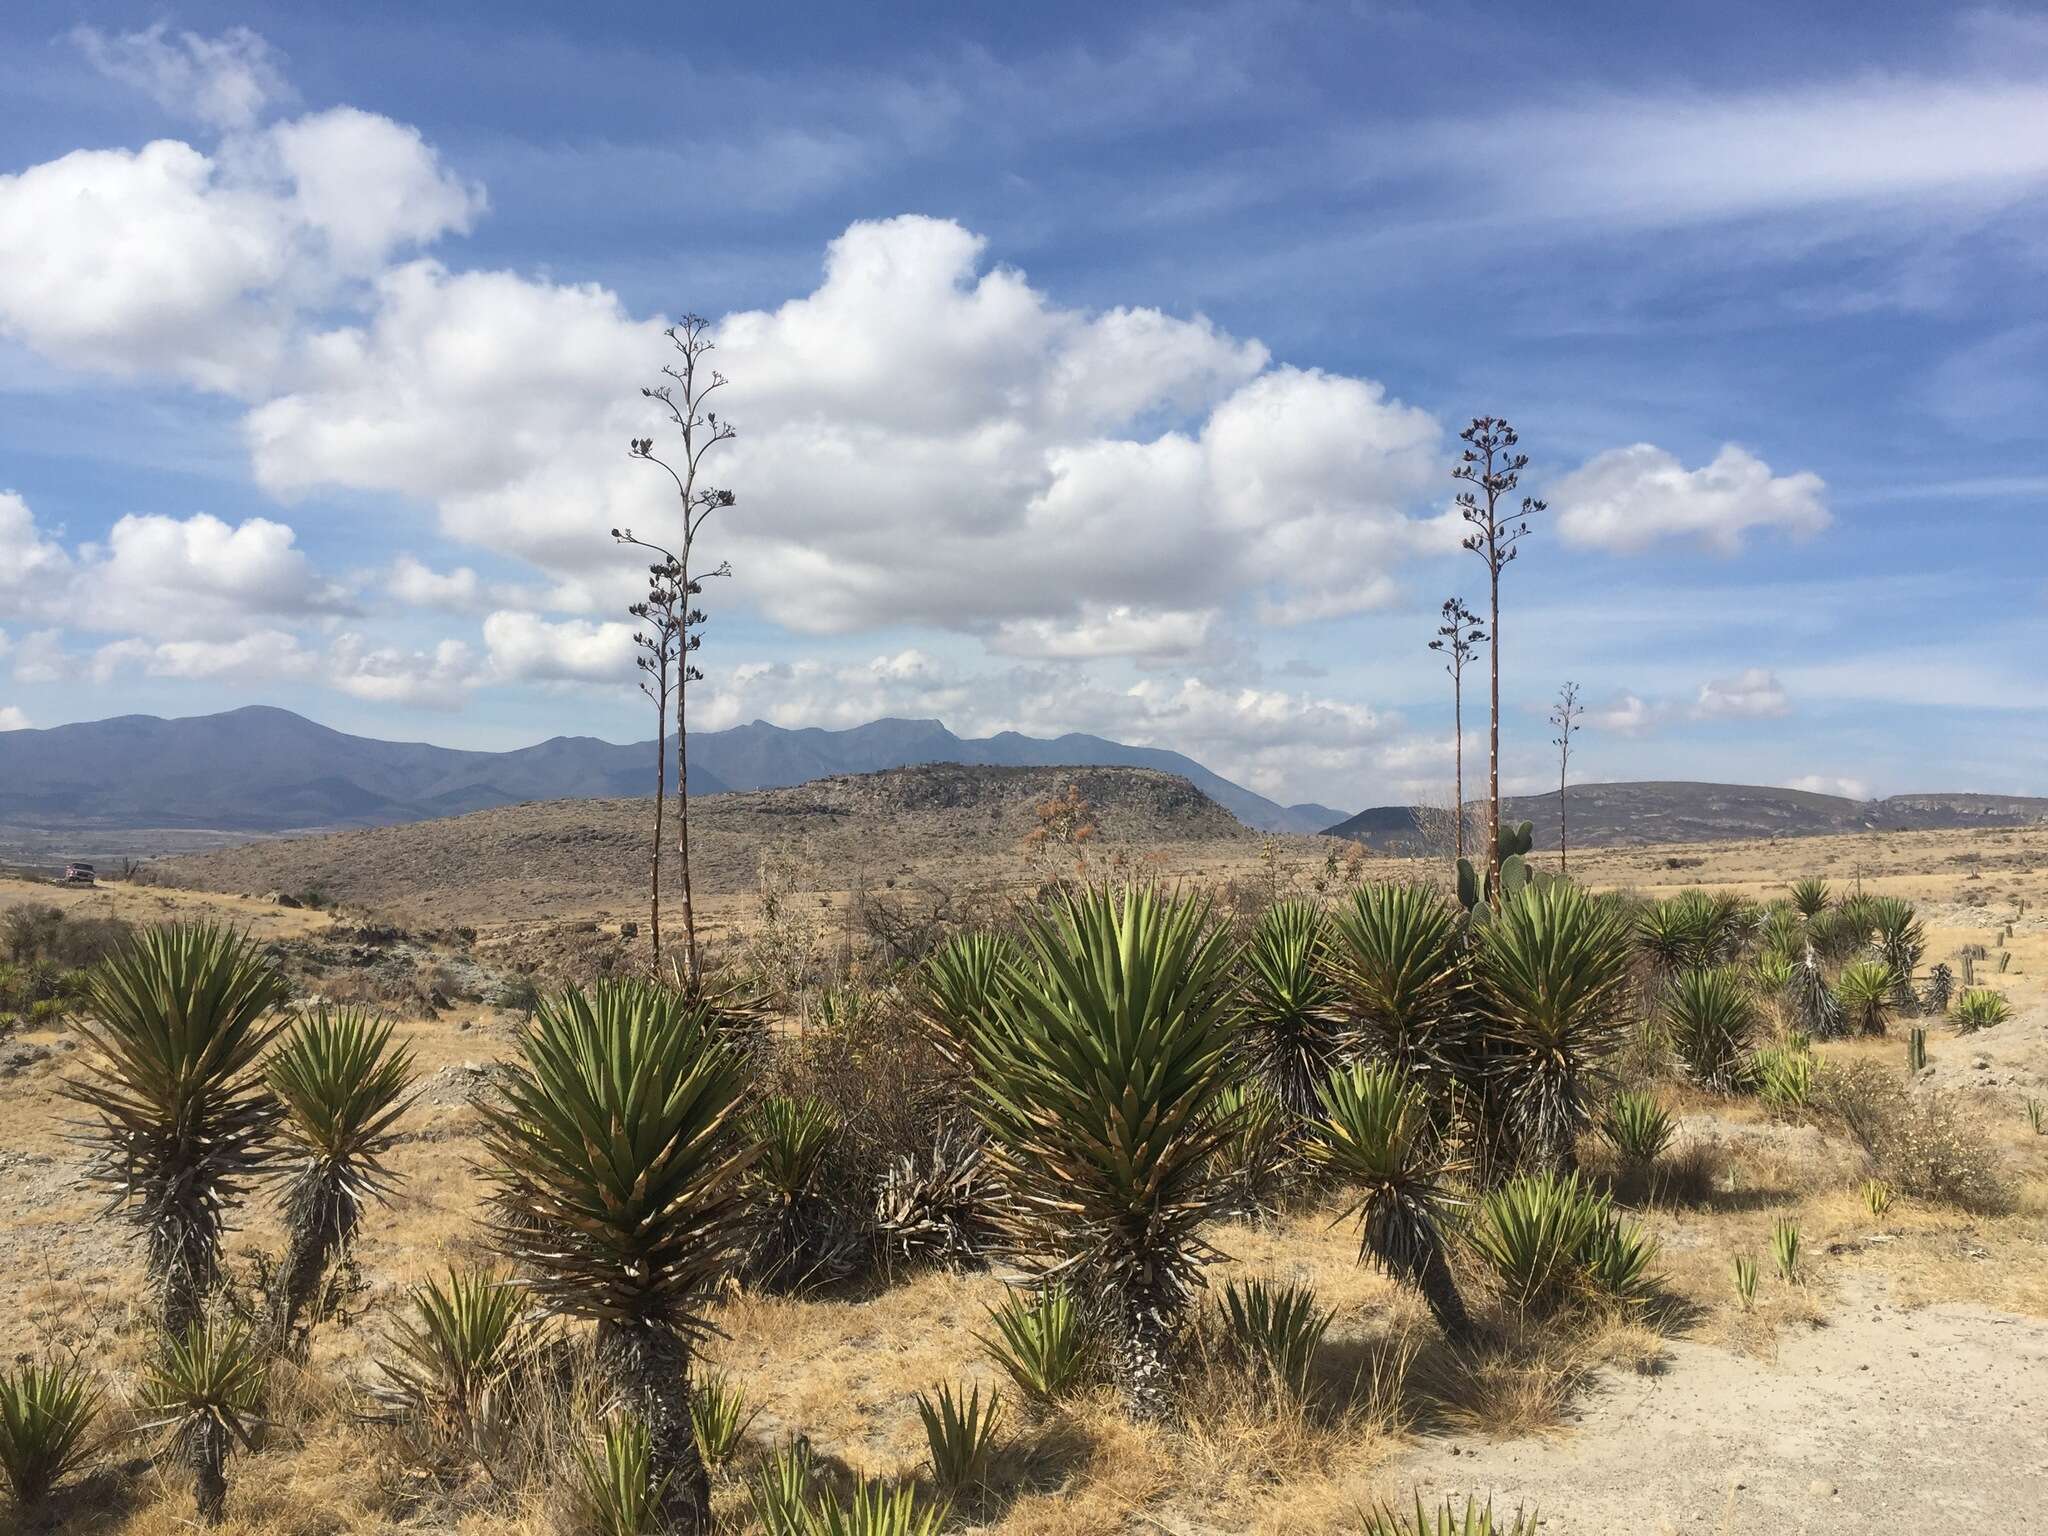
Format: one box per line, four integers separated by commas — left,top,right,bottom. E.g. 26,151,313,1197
2,2,2045,809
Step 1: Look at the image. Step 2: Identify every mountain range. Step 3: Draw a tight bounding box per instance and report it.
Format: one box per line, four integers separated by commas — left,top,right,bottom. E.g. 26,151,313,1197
0,705,1344,843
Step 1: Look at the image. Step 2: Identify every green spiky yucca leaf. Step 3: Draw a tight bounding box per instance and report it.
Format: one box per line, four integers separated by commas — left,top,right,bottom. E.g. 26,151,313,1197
811,1477,951,1536
371,1265,536,1450
1868,897,1924,1001
1324,883,1465,1085
1467,1170,1607,1313
977,1288,1095,1407
957,884,1242,1414
140,1318,268,1525
476,978,755,1335
1598,1089,1674,1167
1953,987,2013,1033
65,922,291,1332
265,1003,417,1340
915,1379,1003,1493
749,1440,817,1536
1470,882,1637,1172
1205,1076,1290,1219
1360,1492,1536,1536
576,1415,672,1536
1236,898,1348,1116
918,931,1023,1052
1789,878,1831,918
1216,1278,1333,1400
1663,967,1760,1091
1309,1061,1473,1340
1835,960,1897,1036
0,1360,101,1508
689,1371,757,1467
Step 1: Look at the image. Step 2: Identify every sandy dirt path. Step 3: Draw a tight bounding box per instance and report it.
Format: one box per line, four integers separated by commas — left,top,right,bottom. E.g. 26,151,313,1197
1395,1269,2048,1531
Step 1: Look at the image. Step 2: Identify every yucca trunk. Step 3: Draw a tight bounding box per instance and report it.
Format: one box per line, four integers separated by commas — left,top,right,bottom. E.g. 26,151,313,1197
597,1323,710,1529
1108,1296,1177,1421
185,1418,228,1525
1413,1245,1476,1343
270,1169,356,1346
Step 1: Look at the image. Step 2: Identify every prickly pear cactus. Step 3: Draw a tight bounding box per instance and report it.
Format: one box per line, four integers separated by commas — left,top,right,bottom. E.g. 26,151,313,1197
1497,852,1530,902
1455,857,1480,911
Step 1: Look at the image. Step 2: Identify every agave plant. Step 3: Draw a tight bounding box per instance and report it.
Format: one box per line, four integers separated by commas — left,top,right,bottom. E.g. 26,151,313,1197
1309,1062,1474,1342
1216,1277,1334,1400
1466,1169,1607,1314
874,1122,1003,1271
577,1415,671,1536
1663,967,1760,1091
915,1379,1003,1494
1236,899,1348,1117
0,1360,100,1510
1598,1089,1674,1170
953,883,1242,1418
978,1288,1096,1408
1835,961,1897,1036
1953,987,2013,1033
265,1004,417,1345
139,1318,267,1526
1324,883,1465,1087
1470,882,1637,1174
476,978,755,1527
1360,1492,1536,1535
65,923,291,1333
740,1094,854,1290
371,1265,536,1456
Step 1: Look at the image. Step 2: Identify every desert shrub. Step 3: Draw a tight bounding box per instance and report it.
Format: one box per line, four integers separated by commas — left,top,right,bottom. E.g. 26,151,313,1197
1952,988,2013,1033
1813,1060,2014,1212
1806,904,1871,966
1214,1278,1334,1401
915,1380,1003,1495
1663,967,1759,1090
978,1289,1096,1408
0,1359,101,1510
874,1122,1004,1272
749,1442,817,1536
1580,1213,1660,1306
0,904,64,963
811,1478,951,1536
1785,943,1844,1038
1870,897,1924,1003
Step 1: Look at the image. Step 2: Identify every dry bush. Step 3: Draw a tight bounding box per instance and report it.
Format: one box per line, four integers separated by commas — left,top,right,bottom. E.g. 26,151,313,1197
1813,1059,2015,1213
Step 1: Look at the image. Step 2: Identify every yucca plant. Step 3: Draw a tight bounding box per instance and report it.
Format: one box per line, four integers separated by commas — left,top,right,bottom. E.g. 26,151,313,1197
265,1003,417,1346
689,1370,757,1469
978,1288,1095,1408
1757,901,1805,957
917,931,1022,1051
1581,1213,1660,1306
0,1360,100,1510
1662,966,1760,1091
811,1477,951,1536
1752,1041,1816,1112
1236,899,1348,1117
952,883,1242,1418
875,1122,1003,1271
1360,1492,1536,1535
1731,1254,1758,1311
1324,883,1465,1087
65,923,290,1332
1598,1089,1674,1171
1809,903,1874,966
1470,882,1637,1173
1467,1170,1607,1314
1785,942,1845,1038
1789,878,1831,919
1206,1077,1290,1219
1870,897,1924,1006
1770,1217,1802,1284
577,1415,672,1536
740,1093,852,1290
1216,1278,1334,1400
1862,1180,1895,1220
748,1440,817,1536
476,978,755,1527
1634,894,1711,977
1952,988,2013,1033
1309,1061,1474,1341
371,1265,535,1456
139,1318,267,1525
1835,961,1897,1036
915,1380,1003,1495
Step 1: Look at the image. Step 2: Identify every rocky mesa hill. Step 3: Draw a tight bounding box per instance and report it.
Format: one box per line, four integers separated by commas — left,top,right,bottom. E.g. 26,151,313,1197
150,762,1252,923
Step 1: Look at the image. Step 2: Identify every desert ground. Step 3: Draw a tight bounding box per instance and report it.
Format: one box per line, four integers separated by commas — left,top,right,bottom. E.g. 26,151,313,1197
1,810,2044,1534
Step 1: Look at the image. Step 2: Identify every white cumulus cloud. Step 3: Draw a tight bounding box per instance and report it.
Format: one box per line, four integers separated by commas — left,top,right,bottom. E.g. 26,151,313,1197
1553,444,1829,554
72,23,291,131
1693,667,1792,719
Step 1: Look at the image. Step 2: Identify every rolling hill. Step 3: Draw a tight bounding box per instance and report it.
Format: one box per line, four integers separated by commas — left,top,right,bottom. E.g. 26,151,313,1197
1321,781,2048,850
0,705,1338,851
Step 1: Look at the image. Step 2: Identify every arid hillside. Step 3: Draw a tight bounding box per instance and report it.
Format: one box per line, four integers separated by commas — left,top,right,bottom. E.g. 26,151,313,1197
149,763,1251,924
